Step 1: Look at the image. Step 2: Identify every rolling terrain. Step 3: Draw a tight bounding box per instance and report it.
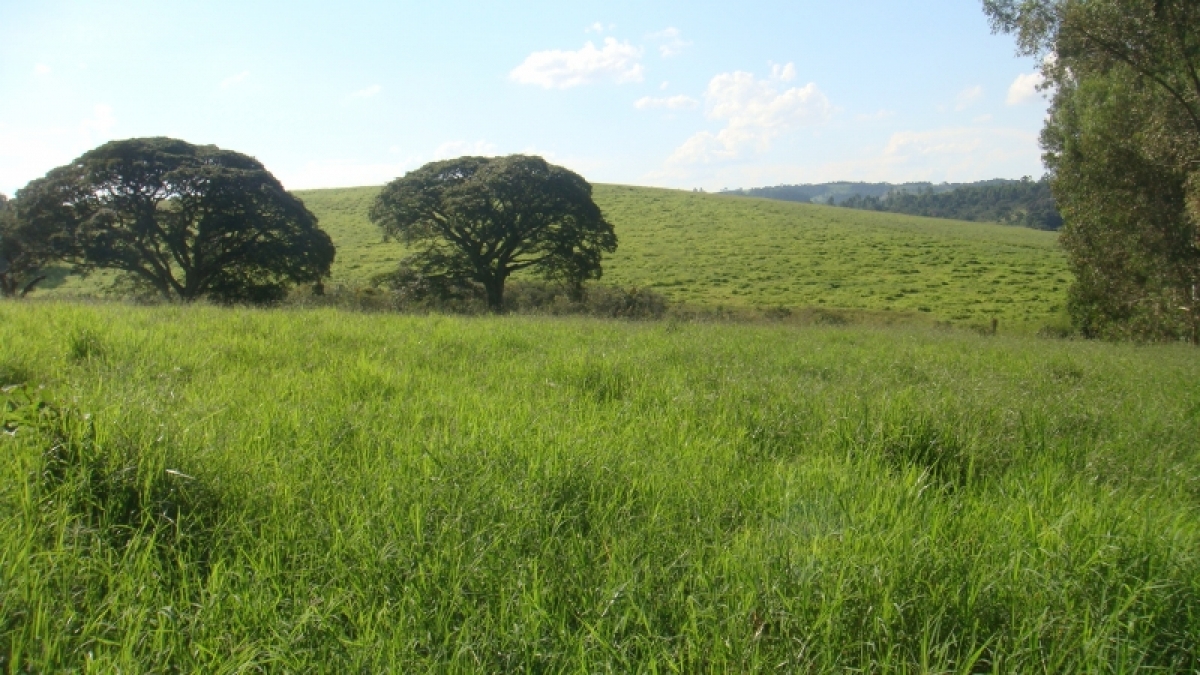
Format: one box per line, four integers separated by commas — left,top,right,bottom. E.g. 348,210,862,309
292,184,1069,329
35,184,1067,329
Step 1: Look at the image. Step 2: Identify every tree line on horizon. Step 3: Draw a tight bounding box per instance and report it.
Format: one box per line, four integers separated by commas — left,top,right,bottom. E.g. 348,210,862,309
723,178,1063,231
839,177,1063,231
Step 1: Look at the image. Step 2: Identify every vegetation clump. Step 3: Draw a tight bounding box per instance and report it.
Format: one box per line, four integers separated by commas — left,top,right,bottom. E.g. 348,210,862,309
0,194,51,298
370,155,617,311
16,137,335,304
986,0,1200,342
840,176,1063,230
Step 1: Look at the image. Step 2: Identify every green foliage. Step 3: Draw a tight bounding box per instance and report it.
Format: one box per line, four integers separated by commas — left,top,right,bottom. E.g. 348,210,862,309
16,137,336,304
0,194,50,298
841,176,1063,230
985,0,1200,341
1,302,1198,671
370,155,617,310
1047,74,1198,340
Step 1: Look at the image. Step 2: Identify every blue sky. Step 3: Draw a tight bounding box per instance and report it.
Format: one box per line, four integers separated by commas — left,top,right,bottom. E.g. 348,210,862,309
0,0,1050,195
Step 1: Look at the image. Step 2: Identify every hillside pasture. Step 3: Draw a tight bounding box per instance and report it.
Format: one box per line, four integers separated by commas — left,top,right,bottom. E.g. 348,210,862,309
297,185,1069,328
33,185,1067,329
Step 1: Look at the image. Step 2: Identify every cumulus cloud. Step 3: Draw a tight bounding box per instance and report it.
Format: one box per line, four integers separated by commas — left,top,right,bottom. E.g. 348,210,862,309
955,85,983,111
666,64,832,165
634,95,699,110
649,27,690,57
220,71,251,89
1007,72,1044,105
432,140,499,159
350,84,382,99
853,126,1040,180
510,38,644,89
769,62,797,82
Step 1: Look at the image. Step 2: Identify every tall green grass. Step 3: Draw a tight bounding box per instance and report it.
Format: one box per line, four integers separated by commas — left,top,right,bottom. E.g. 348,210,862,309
1,301,1196,672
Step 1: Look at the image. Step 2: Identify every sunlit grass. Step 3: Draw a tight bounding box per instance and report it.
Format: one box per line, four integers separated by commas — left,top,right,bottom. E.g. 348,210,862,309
2,301,1196,671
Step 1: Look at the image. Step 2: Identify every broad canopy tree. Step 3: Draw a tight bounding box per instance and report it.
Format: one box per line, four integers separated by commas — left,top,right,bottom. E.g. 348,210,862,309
370,155,617,310
17,137,335,303
0,193,52,298
984,0,1200,341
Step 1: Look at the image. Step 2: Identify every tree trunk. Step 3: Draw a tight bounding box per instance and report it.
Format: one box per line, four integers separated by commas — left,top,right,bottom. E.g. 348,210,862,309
484,277,505,312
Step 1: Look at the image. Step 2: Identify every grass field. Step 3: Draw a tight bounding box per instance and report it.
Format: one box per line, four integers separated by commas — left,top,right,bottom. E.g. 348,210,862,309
2,301,1197,672
35,184,1069,330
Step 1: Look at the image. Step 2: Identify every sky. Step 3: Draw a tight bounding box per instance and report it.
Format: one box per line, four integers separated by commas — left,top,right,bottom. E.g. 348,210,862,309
0,0,1051,195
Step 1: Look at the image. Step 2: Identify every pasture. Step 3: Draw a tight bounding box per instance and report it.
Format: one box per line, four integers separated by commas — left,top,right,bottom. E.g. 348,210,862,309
2,302,1196,672
35,185,1070,330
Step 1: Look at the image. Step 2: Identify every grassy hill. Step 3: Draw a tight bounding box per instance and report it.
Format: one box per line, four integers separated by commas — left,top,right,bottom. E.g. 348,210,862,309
34,184,1069,328
294,184,1069,328
3,302,1197,671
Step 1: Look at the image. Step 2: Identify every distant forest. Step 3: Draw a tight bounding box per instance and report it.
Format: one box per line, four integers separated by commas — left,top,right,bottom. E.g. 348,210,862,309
724,177,1062,231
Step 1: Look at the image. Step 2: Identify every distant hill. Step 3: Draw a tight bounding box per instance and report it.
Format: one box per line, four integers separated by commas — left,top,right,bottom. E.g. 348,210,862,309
724,177,1062,230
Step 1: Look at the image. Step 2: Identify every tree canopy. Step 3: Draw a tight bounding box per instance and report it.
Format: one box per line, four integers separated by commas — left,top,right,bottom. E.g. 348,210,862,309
984,0,1200,341
369,155,617,311
0,193,51,298
17,137,335,304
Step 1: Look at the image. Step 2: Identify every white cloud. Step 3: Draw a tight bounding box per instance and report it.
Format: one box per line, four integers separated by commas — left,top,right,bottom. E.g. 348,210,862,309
666,64,831,165
432,140,499,159
350,84,382,99
634,95,700,110
648,125,1042,191
660,81,670,90
1007,72,1044,105
649,27,690,58
769,62,797,82
955,85,983,111
510,38,644,89
853,126,1039,180
33,64,52,76
973,114,993,123
220,71,251,89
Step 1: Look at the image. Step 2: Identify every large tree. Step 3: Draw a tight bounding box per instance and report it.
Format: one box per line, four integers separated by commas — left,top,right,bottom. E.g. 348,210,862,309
0,193,51,298
984,0,1200,341
17,137,335,304
370,155,617,311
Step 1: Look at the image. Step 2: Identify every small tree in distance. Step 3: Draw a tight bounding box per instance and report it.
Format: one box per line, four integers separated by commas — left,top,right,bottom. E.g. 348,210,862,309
370,155,617,311
17,137,335,304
